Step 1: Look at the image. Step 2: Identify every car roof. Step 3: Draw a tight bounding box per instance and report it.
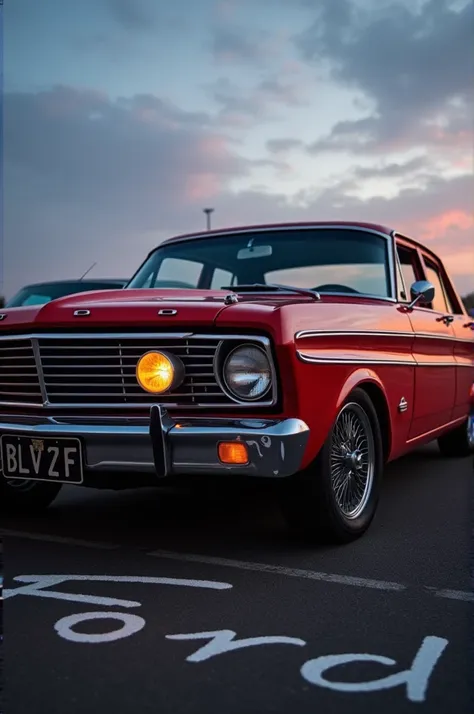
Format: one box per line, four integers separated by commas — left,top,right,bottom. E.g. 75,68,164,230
160,221,395,247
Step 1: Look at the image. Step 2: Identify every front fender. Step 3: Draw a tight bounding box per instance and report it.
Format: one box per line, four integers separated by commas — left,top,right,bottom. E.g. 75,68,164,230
289,356,399,470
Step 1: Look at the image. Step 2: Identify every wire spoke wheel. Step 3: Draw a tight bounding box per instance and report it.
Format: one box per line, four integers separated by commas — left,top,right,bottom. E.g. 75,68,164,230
330,402,375,520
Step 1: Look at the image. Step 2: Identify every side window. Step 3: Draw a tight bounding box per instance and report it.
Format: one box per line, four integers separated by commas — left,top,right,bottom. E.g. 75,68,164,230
422,258,451,314
396,245,420,302
210,268,234,289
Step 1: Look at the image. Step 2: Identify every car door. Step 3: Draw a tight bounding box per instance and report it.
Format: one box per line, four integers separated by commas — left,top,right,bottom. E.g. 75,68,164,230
394,237,456,439
451,313,474,420
423,258,474,421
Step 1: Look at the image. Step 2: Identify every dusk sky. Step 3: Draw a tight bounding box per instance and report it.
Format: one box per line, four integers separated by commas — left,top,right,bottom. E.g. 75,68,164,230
2,0,473,298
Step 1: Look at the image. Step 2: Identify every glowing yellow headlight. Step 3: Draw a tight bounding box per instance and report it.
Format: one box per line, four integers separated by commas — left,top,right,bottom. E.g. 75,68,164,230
136,351,182,394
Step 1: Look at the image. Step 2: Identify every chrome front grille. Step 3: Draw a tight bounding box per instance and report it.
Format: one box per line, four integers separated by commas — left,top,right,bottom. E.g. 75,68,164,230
0,338,42,405
39,335,225,406
0,333,275,409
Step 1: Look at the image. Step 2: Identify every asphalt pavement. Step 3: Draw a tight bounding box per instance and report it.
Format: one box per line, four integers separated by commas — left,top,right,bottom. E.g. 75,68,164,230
2,442,473,714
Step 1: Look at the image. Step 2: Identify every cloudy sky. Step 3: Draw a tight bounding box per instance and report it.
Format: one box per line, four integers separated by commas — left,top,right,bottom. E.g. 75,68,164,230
2,0,473,298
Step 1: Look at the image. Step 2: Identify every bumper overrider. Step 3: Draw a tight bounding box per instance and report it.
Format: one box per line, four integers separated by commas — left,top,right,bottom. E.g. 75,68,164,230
0,407,310,485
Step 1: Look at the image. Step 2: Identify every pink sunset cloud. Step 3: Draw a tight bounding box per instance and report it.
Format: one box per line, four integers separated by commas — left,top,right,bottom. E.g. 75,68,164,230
419,210,474,242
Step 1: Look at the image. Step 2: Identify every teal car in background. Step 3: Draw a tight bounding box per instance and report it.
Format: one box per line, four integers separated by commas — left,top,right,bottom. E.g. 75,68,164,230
5,278,128,308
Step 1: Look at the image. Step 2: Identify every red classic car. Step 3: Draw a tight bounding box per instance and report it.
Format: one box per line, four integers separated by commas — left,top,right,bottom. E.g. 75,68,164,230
1,222,473,543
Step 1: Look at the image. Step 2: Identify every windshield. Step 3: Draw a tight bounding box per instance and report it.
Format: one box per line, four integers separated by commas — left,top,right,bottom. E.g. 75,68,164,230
127,228,391,298
6,281,126,307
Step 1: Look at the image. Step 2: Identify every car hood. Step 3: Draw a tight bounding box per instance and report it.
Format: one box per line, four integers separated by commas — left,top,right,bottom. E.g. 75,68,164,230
0,288,310,334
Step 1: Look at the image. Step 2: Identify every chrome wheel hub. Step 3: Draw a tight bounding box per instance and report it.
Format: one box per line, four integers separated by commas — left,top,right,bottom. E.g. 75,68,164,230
343,449,363,470
330,402,375,520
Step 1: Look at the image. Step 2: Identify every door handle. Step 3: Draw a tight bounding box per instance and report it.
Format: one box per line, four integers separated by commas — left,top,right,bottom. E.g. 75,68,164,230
435,315,454,325
463,321,474,329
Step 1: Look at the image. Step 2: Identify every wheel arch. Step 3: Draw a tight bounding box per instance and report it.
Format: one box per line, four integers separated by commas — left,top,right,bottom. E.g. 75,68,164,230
336,370,392,464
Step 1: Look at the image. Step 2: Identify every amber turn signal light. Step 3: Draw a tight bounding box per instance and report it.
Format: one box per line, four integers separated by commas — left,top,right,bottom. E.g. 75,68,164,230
218,441,249,465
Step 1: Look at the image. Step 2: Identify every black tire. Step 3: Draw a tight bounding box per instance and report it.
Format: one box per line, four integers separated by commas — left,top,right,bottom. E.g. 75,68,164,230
0,476,62,514
437,417,474,458
280,388,384,544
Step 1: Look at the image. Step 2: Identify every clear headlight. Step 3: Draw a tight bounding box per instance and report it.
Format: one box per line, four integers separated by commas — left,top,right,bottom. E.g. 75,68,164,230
223,345,272,401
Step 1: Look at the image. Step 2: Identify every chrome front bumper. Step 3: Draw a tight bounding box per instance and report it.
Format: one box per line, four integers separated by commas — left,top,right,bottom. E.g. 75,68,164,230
0,409,310,481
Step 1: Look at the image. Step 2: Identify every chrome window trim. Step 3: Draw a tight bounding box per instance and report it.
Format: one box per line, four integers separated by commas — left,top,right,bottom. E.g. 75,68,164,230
147,224,396,301
0,333,278,410
393,242,409,302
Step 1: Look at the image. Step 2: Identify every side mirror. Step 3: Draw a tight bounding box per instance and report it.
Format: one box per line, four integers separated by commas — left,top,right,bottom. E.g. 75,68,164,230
408,280,435,309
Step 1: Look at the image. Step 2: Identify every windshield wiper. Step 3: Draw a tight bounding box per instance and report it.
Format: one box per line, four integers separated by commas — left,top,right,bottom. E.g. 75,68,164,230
221,283,320,302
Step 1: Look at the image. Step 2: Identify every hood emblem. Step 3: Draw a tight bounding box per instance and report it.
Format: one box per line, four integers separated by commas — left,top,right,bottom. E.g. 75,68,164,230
158,309,177,316
0,314,6,321
74,309,91,317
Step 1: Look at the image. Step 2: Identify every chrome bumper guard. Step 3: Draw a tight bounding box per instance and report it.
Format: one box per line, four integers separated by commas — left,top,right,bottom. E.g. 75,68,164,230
0,409,310,480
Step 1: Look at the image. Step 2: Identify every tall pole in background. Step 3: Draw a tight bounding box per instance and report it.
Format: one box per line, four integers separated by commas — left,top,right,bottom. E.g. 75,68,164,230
203,208,214,231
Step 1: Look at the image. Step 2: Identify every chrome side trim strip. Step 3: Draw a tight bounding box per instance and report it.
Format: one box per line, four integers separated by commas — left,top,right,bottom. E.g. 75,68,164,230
295,329,474,344
297,353,415,366
296,352,473,367
296,330,414,340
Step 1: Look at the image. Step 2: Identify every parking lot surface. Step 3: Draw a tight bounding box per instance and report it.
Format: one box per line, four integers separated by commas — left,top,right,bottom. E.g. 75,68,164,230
3,443,473,713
